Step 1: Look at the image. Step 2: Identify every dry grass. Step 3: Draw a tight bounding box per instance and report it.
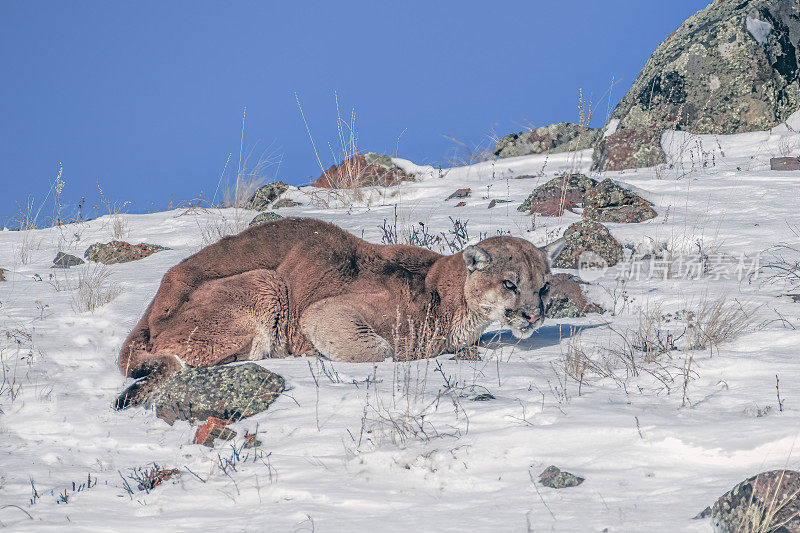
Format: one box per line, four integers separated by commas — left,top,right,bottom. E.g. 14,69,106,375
296,93,397,207
0,326,49,405
685,295,758,351
441,133,496,167
96,182,131,240
196,209,249,246
70,263,122,313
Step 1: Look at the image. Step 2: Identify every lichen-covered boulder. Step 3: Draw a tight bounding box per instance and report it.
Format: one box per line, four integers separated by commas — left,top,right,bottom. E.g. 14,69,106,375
518,174,656,222
149,363,285,425
698,470,800,532
538,466,584,489
545,273,604,318
494,123,603,159
517,173,598,212
313,152,412,188
84,241,167,264
597,0,800,171
248,211,283,227
274,199,302,209
52,252,85,268
583,179,657,223
242,182,289,211
554,220,623,269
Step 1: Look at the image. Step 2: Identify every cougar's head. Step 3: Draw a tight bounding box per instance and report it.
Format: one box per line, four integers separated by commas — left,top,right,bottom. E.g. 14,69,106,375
462,236,565,339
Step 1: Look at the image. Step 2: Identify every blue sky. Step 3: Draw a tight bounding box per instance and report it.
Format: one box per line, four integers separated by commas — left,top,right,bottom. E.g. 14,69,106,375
0,1,711,226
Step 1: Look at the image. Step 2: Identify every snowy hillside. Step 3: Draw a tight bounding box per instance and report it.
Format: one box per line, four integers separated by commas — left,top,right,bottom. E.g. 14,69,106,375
1,121,800,531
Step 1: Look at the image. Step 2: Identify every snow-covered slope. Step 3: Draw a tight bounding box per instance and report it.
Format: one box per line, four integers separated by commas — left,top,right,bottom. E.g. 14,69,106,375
1,125,799,531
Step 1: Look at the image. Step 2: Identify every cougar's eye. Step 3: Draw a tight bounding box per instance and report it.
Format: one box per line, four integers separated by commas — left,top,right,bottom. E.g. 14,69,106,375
503,280,517,292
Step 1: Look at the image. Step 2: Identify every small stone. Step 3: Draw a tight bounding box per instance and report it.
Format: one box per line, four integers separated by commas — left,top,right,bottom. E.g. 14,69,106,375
194,417,237,447
52,252,85,269
137,468,180,491
0,268,5,282
539,465,584,489
446,188,471,200
471,393,495,402
271,198,300,209
242,182,289,211
248,211,283,227
771,157,800,171
243,432,262,448
487,199,511,209
312,153,411,188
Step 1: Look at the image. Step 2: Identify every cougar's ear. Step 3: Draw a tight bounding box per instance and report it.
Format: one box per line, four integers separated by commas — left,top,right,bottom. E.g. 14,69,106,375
542,237,566,267
463,245,492,273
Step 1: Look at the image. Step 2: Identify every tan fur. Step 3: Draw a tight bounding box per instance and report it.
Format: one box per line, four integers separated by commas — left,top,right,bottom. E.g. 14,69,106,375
115,217,555,408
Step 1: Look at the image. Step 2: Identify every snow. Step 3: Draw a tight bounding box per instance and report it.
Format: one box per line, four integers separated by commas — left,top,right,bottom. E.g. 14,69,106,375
1,122,800,531
604,118,620,138
746,14,773,45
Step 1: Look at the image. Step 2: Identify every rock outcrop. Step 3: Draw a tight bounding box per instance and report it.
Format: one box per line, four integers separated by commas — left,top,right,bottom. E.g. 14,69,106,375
597,0,800,171
242,182,289,211
583,179,657,223
84,241,167,264
149,363,285,425
553,220,623,269
313,152,412,188
518,173,656,223
698,470,800,532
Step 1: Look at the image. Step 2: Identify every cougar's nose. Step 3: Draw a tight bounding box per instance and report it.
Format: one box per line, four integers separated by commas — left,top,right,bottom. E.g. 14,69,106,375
521,310,542,323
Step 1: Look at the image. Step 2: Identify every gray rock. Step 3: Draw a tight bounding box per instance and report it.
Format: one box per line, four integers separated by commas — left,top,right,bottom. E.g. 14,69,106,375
446,188,471,200
52,252,85,269
771,156,800,170
242,182,289,211
149,363,285,424
597,0,800,171
698,470,800,532
84,241,168,264
272,198,301,209
583,179,657,223
545,273,604,318
553,220,623,269
518,174,656,223
363,152,396,170
494,123,603,159
538,466,584,489
248,211,283,227
517,173,598,212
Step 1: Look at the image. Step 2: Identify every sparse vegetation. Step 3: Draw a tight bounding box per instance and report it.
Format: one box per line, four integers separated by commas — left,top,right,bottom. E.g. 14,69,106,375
70,263,122,313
